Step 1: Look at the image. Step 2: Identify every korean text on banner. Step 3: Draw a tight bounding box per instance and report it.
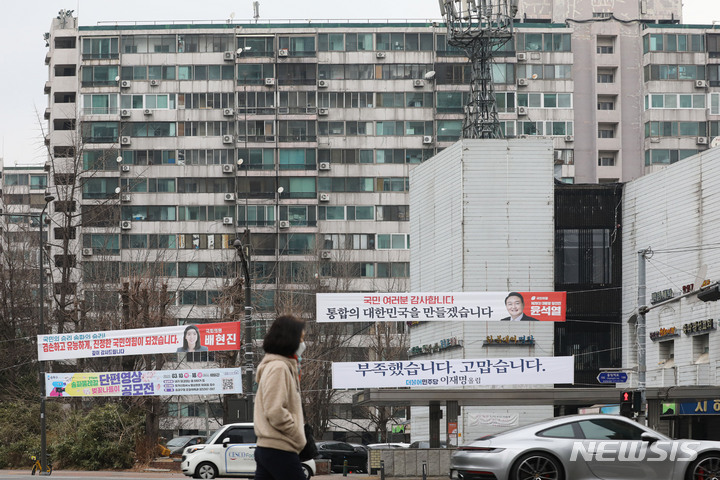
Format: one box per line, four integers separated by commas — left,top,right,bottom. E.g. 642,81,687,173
45,368,242,397
317,292,566,322
38,321,241,361
331,357,574,389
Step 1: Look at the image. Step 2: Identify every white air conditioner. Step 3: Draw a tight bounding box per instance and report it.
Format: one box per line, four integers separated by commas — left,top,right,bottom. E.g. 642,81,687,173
319,193,330,202
143,108,152,116
264,77,276,86
223,51,235,61
318,108,329,116
121,165,131,172
223,108,234,116
150,79,160,87
120,221,132,230
224,193,236,201
120,80,131,88
413,79,425,87
278,107,290,114
320,251,332,259
564,135,574,142
120,109,131,117
279,220,290,228
318,80,329,88
82,248,93,257
319,162,331,170
517,106,528,116
517,52,527,61
222,135,234,144
518,78,528,86
222,217,234,225
222,164,234,173
423,135,433,144
376,52,386,59
121,193,132,202
278,48,289,57
695,80,708,88
697,136,709,145
120,136,131,145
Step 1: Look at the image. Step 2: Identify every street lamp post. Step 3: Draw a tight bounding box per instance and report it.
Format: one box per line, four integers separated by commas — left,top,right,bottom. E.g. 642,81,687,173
1,191,54,474
232,232,253,419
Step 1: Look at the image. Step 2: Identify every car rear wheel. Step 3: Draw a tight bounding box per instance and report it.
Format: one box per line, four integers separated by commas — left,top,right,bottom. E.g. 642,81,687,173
302,463,312,479
510,452,563,480
686,453,720,480
193,462,218,479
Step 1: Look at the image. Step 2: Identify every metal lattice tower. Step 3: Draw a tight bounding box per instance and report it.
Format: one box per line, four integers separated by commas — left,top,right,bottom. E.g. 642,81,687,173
439,0,517,139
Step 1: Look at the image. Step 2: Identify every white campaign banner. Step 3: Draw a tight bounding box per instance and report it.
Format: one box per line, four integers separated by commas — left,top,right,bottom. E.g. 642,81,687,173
45,368,242,397
331,356,574,389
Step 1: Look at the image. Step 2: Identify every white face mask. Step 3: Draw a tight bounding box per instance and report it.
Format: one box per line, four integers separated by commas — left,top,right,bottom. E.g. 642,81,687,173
295,341,306,358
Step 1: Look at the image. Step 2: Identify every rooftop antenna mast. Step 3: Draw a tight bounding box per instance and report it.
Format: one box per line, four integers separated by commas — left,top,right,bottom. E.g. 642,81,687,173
253,1,260,23
439,0,518,139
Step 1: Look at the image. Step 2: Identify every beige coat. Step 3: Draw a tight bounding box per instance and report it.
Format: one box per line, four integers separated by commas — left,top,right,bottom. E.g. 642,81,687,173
253,353,306,453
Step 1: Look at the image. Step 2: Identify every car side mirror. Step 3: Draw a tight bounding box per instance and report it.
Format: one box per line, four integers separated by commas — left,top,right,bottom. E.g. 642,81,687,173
641,432,659,444
222,437,231,448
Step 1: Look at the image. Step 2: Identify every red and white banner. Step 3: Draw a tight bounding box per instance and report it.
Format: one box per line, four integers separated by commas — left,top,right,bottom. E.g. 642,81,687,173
38,322,241,361
316,292,566,322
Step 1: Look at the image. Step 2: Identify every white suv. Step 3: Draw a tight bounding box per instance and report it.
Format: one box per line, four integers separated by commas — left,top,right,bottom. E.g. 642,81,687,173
181,422,315,479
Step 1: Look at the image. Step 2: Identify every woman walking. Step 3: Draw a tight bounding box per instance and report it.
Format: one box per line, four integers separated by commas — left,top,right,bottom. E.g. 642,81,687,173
253,314,307,480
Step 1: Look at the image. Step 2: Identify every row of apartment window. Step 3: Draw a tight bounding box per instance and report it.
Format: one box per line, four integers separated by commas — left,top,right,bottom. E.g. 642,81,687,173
76,32,571,58
2,174,48,188
500,121,574,137
645,149,701,165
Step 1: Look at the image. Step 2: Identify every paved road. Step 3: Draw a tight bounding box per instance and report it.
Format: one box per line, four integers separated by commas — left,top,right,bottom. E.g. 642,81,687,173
0,471,447,480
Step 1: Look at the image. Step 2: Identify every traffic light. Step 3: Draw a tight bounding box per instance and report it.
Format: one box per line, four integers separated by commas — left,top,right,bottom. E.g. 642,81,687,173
620,391,634,417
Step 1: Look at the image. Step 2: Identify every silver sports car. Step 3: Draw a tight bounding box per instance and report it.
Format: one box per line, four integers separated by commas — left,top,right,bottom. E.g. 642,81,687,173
450,413,720,480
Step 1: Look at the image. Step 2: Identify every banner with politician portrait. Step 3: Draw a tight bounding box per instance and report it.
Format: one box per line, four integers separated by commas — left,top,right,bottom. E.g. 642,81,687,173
316,292,566,323
332,356,574,389
38,321,241,361
45,368,242,397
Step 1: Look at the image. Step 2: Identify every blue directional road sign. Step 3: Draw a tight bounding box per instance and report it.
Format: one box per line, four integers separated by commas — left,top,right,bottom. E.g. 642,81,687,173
597,372,628,384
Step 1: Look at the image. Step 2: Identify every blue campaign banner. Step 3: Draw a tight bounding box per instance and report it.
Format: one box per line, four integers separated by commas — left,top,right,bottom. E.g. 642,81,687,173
677,400,720,415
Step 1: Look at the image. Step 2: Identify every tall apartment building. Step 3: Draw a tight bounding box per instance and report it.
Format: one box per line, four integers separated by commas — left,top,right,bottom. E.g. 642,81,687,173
40,1,719,439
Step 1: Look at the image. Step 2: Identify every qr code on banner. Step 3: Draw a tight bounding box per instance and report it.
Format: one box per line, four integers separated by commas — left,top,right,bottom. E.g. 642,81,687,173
222,378,234,390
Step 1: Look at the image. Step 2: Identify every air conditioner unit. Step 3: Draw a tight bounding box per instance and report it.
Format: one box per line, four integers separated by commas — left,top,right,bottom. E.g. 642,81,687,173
318,108,329,116
120,136,131,145
120,109,131,117
120,80,131,88
517,78,528,86
695,80,708,88
413,79,425,87
264,77,275,86
149,79,160,87
564,135,574,142
223,51,235,61
82,248,93,257
320,251,332,259
278,48,289,57
319,193,330,202
222,164,234,173
318,80,329,88
697,136,709,145
279,220,290,228
278,107,290,114
222,217,234,225
121,193,132,202
222,135,234,144
517,106,528,116
423,135,433,144
223,108,234,116
224,193,235,201
120,221,132,230
376,52,387,59
143,108,152,116
121,165,131,172
319,162,331,170
517,52,527,61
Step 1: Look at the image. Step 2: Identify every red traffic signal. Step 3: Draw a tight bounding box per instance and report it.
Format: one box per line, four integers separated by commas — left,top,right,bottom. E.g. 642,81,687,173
621,391,633,403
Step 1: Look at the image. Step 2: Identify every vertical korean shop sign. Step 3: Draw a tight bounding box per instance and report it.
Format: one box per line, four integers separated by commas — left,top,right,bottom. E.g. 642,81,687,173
38,321,241,361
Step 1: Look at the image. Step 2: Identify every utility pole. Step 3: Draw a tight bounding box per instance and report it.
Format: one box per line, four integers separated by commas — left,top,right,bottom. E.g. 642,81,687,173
233,231,253,420
637,247,652,425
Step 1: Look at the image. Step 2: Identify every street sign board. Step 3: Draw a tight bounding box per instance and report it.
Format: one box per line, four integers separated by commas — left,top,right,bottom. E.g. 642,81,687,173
597,372,628,384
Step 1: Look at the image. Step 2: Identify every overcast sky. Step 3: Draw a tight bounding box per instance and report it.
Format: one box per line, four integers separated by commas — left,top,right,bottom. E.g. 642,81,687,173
1,0,719,166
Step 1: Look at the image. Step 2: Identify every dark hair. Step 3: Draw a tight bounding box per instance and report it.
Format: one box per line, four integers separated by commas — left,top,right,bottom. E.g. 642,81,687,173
262,314,305,356
182,325,201,350
505,292,525,306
